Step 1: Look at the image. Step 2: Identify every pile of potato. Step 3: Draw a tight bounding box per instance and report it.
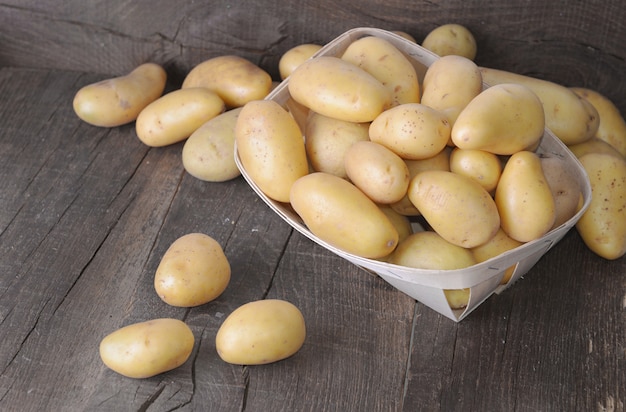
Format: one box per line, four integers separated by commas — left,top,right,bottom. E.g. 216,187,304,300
72,23,625,377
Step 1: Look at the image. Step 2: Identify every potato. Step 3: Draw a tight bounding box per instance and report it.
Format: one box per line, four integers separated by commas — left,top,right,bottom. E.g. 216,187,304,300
290,172,399,259
421,55,482,126
182,55,273,108
135,87,225,147
279,44,322,80
216,299,306,365
571,87,626,158
73,63,166,127
341,36,420,106
568,137,625,160
421,23,477,60
344,141,410,204
369,103,451,160
576,153,626,260
471,228,523,285
479,67,600,146
305,111,370,178
235,100,308,203
99,318,194,379
182,108,242,182
378,205,413,244
288,56,393,123
540,155,582,229
496,151,556,242
449,148,502,193
451,83,545,155
154,233,230,307
388,231,475,309
408,170,500,248
392,31,417,43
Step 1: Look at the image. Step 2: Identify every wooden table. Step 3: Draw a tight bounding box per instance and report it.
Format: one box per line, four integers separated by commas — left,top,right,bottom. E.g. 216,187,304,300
0,2,624,411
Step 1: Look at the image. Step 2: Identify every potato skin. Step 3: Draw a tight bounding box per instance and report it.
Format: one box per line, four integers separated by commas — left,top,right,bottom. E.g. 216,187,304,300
279,44,322,80
421,23,477,60
471,228,523,284
182,55,273,108
449,148,502,193
408,170,500,248
235,100,308,203
288,56,393,123
576,153,626,260
540,155,582,229
154,233,231,307
290,172,399,259
136,87,225,147
182,108,242,182
73,63,166,127
216,300,306,365
99,318,194,379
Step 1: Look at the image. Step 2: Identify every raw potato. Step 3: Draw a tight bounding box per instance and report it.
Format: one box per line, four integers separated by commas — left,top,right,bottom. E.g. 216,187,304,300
540,155,582,229
216,299,306,365
496,151,556,242
388,231,475,309
288,56,393,123
344,141,410,204
182,108,242,182
99,318,194,379
570,87,626,157
135,87,225,147
408,170,500,248
341,36,420,106
392,31,417,43
421,55,482,126
421,23,477,60
305,111,370,178
480,67,600,146
449,148,502,193
290,172,399,259
378,205,413,244
73,63,166,127
451,83,545,155
279,44,322,80
235,100,308,203
182,55,273,108
471,228,523,285
568,137,625,160
154,233,231,307
576,153,626,260
369,103,451,160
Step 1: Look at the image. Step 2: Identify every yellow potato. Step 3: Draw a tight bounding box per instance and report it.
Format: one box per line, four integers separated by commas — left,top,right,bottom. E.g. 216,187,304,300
540,155,582,229
421,55,483,126
182,55,273,108
216,299,306,365
576,153,626,260
408,170,500,248
480,67,600,146
279,44,322,80
73,63,166,127
290,172,399,259
388,231,475,309
182,108,242,182
570,87,626,158
369,103,451,160
495,151,556,242
344,141,410,204
235,100,308,203
154,233,231,307
378,205,413,244
135,87,225,147
341,36,420,106
568,137,624,160
392,31,417,43
451,83,545,155
471,228,523,285
305,111,370,178
421,23,477,60
449,148,502,193
99,318,194,379
288,56,393,123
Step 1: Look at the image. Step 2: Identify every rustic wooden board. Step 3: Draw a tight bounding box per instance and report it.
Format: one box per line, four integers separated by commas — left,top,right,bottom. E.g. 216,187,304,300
0,1,625,410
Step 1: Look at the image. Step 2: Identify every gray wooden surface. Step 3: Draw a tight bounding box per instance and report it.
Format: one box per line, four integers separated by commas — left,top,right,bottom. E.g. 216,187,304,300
0,1,624,411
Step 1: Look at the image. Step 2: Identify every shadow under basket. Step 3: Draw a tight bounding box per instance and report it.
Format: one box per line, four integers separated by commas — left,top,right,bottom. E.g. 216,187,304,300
235,27,592,322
